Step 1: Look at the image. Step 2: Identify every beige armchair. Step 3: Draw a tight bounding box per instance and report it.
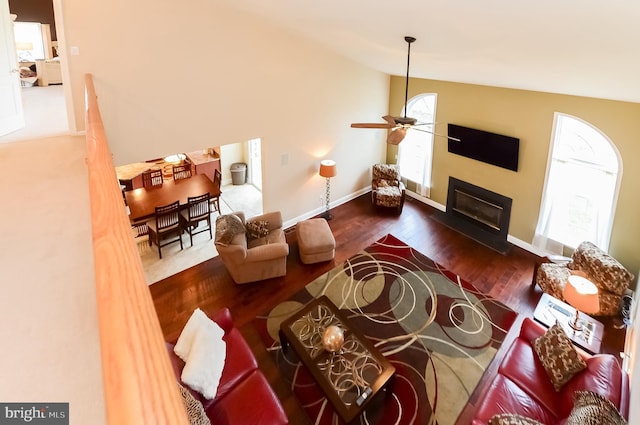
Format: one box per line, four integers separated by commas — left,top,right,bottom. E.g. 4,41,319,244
215,211,289,284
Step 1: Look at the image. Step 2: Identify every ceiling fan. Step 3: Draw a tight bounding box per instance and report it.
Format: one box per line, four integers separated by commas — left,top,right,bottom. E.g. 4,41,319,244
351,36,460,145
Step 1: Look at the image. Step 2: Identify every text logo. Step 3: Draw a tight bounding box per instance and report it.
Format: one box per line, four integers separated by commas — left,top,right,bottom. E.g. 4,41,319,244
0,403,68,424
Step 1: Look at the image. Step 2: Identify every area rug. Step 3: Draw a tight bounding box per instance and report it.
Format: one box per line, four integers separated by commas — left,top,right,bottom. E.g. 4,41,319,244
254,234,517,425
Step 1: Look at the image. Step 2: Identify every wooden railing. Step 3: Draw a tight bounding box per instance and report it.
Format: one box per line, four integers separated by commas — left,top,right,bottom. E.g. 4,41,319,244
85,74,188,425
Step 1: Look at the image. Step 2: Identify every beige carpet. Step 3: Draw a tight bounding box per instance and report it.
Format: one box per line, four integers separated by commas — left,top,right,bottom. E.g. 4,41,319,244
141,183,262,284
0,85,68,142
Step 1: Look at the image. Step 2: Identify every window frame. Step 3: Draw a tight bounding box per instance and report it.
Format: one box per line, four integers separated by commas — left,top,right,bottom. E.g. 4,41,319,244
533,112,622,253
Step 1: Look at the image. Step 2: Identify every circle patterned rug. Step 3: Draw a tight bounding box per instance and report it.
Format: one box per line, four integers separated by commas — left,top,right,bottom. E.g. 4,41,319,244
254,234,518,425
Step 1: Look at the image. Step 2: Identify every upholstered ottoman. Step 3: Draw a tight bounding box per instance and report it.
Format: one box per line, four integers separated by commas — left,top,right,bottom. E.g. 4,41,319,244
296,218,335,264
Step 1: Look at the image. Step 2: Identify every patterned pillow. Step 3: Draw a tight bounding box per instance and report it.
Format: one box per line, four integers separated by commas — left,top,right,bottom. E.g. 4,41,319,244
177,382,211,425
214,214,245,245
489,413,544,425
533,322,587,391
565,391,627,425
245,220,270,241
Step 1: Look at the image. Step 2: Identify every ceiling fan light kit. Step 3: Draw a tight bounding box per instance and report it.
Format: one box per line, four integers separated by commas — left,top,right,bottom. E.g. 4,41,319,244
350,36,459,144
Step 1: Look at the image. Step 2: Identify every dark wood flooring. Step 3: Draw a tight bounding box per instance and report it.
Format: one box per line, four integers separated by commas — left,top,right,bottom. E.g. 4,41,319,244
150,193,626,424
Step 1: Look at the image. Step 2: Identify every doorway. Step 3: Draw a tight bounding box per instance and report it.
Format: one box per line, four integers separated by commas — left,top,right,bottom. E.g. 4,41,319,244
0,0,72,142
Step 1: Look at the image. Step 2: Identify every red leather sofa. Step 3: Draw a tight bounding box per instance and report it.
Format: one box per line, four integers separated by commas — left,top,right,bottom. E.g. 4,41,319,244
472,317,629,424
166,308,288,425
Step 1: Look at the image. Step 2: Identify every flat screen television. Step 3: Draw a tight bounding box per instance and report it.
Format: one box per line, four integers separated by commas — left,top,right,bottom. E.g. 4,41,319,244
447,124,519,171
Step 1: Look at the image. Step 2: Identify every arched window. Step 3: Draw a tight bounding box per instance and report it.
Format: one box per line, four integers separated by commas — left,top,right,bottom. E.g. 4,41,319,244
397,94,437,197
533,113,621,253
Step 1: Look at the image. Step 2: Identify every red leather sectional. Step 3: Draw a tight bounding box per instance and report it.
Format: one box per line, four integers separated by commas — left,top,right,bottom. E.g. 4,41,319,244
472,318,629,424
166,308,288,425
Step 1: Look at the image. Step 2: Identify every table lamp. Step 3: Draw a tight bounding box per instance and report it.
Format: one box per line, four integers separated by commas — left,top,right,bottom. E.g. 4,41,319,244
319,160,337,220
563,275,599,331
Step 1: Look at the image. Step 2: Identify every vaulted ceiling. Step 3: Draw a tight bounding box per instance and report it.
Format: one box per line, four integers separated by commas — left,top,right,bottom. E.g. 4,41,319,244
222,0,640,103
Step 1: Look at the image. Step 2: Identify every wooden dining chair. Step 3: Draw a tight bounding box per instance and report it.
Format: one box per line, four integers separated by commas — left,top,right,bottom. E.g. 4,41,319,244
172,164,192,181
147,200,183,258
179,193,212,246
210,169,222,213
142,169,163,188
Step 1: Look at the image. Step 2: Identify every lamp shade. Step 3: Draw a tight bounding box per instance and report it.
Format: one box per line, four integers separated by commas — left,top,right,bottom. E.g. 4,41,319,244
563,275,599,315
319,160,337,178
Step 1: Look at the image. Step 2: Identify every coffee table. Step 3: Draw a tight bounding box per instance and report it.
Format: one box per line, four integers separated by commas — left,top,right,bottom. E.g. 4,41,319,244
533,293,604,354
279,295,395,423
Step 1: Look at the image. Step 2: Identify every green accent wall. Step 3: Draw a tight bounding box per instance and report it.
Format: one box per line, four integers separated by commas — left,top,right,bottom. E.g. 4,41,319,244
388,76,640,279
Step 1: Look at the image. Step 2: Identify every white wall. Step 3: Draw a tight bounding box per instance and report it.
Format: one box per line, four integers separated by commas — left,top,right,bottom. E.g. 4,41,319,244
59,0,389,221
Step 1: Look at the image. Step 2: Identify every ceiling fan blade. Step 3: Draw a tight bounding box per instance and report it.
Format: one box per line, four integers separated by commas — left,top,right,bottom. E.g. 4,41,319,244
351,123,394,129
387,128,407,145
410,127,461,141
382,115,397,126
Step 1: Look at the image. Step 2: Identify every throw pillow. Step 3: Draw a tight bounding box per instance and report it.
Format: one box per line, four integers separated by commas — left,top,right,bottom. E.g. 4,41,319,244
533,322,587,391
177,382,211,425
489,413,544,425
565,391,627,425
214,214,245,245
245,220,270,241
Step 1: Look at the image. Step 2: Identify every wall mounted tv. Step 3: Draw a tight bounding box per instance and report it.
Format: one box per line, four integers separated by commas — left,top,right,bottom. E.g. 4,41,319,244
447,124,520,171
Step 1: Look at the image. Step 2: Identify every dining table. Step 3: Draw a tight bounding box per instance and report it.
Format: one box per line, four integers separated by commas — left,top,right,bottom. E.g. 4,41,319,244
125,174,221,222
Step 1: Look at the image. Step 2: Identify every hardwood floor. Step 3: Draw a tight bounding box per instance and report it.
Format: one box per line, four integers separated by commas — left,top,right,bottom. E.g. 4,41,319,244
150,193,626,424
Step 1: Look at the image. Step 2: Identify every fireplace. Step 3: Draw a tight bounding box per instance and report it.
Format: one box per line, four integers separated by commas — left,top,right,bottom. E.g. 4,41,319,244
435,177,512,254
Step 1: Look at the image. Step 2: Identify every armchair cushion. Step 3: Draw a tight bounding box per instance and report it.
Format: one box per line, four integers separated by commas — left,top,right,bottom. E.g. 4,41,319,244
372,163,400,181
214,214,245,246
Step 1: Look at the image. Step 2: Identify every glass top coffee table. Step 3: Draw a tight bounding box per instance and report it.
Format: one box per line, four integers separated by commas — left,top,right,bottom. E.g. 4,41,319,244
279,295,395,423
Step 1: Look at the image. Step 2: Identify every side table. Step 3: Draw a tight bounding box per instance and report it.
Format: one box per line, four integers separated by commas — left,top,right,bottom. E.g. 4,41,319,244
533,293,604,354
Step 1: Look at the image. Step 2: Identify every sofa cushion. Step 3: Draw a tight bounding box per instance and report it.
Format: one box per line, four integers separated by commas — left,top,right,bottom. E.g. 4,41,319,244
203,326,258,409
472,374,558,425
498,337,558,413
215,214,245,245
205,370,288,425
533,323,587,391
564,391,627,425
489,413,544,425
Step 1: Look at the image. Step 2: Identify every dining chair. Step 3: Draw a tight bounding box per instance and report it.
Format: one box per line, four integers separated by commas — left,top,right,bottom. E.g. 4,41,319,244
147,200,183,259
179,193,212,246
142,169,163,188
210,169,222,213
172,164,192,180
